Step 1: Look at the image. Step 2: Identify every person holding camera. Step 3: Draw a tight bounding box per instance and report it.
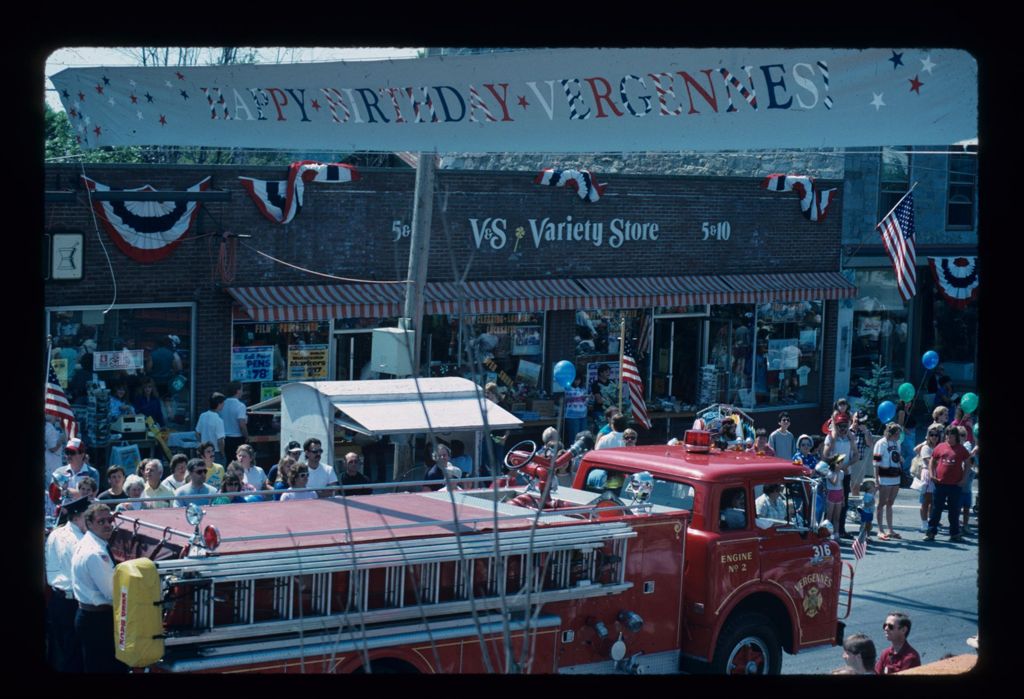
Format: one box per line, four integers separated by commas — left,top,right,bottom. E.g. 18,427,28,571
873,423,904,540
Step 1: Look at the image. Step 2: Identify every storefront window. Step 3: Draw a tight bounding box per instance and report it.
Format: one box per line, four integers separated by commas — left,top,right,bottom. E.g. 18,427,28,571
231,321,330,401
947,151,977,230
429,313,547,403
879,146,911,221
752,301,824,407
849,269,909,396
48,305,194,437
923,288,978,390
708,305,756,407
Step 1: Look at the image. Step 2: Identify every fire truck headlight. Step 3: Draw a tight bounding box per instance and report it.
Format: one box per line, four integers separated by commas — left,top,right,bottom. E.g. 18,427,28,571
618,610,644,633
203,525,221,551
185,503,204,527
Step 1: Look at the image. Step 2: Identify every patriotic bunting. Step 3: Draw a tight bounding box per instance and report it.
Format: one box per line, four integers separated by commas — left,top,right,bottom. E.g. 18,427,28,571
239,161,360,224
46,362,78,441
877,191,917,302
621,355,651,430
534,168,606,203
929,256,979,309
81,175,211,263
762,174,837,222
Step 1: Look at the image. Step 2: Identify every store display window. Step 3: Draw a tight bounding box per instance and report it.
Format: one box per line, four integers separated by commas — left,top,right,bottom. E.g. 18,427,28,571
48,305,195,434
231,321,330,400
922,286,978,390
752,301,824,407
849,269,909,396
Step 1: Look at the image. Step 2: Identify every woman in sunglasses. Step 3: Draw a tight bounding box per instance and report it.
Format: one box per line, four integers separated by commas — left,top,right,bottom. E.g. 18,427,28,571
912,423,944,532
279,466,318,501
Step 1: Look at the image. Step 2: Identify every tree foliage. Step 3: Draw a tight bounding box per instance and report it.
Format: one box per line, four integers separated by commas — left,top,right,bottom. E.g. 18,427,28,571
856,362,895,434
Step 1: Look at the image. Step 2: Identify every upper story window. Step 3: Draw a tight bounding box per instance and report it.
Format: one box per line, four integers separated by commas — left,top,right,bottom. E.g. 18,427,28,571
879,147,911,221
946,150,977,230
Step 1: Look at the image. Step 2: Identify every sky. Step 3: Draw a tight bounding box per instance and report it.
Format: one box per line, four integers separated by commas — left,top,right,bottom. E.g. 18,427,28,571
44,47,423,111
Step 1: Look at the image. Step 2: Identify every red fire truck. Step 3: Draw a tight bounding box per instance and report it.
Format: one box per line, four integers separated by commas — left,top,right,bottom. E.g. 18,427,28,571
108,433,851,674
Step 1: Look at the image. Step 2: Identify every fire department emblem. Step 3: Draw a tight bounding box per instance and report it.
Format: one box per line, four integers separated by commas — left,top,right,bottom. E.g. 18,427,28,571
803,586,823,618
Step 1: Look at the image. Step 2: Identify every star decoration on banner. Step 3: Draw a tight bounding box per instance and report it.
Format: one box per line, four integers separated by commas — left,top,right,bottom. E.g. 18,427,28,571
164,80,173,88
78,91,85,101
518,95,529,109
84,115,91,125
909,75,923,94
920,55,936,74
130,94,138,104
108,96,116,107
180,90,189,100
311,99,321,111
145,93,154,103
61,89,69,99
889,50,904,69
129,79,136,87
69,108,78,118
176,71,185,80
137,110,144,120
93,126,101,137
102,76,110,85
94,84,104,95
159,115,167,125
871,93,885,110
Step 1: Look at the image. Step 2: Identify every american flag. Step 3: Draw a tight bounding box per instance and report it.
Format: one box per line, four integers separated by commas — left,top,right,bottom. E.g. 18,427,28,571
877,191,917,301
851,532,868,561
45,362,78,441
621,355,651,429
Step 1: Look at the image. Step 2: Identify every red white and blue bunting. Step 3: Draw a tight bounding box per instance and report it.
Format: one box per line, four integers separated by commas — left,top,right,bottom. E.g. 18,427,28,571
81,175,211,263
239,161,360,224
762,174,837,222
929,256,979,308
534,168,606,203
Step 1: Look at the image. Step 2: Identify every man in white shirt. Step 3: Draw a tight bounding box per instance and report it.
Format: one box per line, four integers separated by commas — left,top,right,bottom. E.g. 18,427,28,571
195,392,227,463
45,496,88,672
71,502,128,673
302,437,337,497
221,382,250,460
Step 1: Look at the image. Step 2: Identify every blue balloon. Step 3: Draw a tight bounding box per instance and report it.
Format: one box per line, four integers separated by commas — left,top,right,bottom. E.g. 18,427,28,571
877,400,897,424
922,350,940,370
553,360,576,389
243,494,264,504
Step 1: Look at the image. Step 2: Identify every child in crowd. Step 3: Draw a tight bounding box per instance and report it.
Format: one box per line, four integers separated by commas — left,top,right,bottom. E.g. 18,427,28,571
768,412,795,462
748,428,775,456
824,454,848,540
76,476,98,502
856,479,876,540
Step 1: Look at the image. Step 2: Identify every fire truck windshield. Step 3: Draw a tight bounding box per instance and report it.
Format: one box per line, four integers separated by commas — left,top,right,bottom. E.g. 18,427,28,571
584,468,695,511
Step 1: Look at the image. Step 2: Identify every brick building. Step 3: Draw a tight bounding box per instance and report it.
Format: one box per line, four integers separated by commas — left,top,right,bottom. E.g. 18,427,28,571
45,162,853,469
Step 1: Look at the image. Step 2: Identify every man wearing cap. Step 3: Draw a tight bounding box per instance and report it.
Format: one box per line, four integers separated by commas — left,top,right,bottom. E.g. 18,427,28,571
51,438,100,499
45,496,89,672
822,413,859,539
71,502,128,673
173,458,218,507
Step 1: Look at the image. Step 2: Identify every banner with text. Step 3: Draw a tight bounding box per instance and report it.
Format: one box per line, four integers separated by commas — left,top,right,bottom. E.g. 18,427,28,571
52,48,976,152
232,346,275,382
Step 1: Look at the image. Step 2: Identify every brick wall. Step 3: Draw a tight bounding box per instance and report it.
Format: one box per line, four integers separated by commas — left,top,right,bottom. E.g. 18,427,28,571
45,163,845,416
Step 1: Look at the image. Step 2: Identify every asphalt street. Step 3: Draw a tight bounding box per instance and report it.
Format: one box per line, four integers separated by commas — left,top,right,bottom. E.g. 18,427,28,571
781,482,980,674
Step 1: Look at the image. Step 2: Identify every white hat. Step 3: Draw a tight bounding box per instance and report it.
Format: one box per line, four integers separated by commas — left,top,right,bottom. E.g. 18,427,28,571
65,437,84,452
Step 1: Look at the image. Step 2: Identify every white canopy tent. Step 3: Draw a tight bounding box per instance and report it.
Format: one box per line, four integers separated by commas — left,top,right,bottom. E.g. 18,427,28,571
249,377,522,476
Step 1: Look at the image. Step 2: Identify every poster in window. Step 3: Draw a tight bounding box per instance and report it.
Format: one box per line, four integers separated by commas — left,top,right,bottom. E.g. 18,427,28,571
511,326,543,356
232,346,275,382
857,316,882,340
799,329,818,353
51,232,83,281
94,348,145,373
287,344,329,380
515,359,541,387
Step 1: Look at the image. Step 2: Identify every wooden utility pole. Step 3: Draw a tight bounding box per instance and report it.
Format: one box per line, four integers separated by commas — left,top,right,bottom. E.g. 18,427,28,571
393,152,436,479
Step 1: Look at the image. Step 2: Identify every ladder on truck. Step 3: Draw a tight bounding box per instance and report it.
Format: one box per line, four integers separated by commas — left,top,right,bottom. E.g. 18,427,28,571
157,519,637,648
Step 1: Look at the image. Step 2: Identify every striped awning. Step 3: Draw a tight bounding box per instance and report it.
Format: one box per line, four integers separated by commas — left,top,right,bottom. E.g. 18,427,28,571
575,272,856,309
227,278,588,322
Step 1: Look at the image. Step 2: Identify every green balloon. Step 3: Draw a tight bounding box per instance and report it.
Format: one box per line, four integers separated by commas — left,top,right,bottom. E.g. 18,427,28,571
961,392,979,414
898,382,915,403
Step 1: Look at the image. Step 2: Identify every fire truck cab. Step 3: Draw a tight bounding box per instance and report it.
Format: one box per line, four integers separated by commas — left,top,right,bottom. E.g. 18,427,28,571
571,435,852,674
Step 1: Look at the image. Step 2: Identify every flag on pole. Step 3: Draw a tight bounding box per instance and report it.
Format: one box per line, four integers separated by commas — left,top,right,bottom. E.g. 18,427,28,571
620,355,651,430
851,532,868,561
45,362,78,441
877,191,917,302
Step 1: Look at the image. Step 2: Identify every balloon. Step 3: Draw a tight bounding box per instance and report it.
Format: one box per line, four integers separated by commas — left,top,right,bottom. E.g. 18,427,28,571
922,350,940,370
898,382,915,403
960,392,979,415
553,360,576,389
877,400,897,423
243,494,264,504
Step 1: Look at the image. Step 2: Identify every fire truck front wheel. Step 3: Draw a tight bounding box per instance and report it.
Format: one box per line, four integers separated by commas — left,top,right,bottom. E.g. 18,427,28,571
711,612,782,675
